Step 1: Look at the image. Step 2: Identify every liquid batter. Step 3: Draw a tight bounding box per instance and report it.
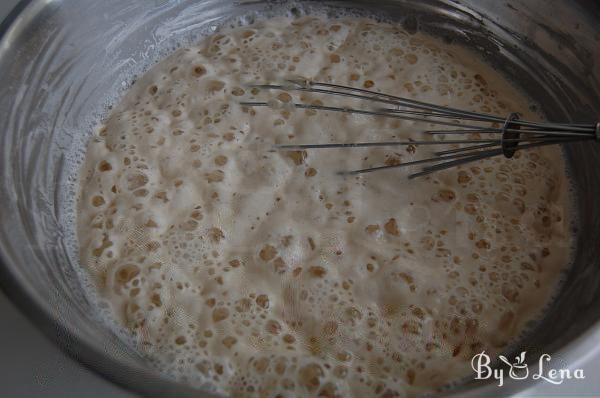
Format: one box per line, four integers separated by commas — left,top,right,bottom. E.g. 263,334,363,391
77,15,573,397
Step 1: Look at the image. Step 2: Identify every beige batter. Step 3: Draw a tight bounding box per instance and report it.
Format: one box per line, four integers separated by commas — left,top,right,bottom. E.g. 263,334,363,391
77,16,573,398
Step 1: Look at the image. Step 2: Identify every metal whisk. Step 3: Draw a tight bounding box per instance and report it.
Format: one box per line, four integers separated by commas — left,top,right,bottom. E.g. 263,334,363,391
241,80,600,179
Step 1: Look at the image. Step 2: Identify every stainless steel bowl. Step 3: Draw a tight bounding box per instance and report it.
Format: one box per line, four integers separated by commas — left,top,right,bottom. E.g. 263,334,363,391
1,1,599,397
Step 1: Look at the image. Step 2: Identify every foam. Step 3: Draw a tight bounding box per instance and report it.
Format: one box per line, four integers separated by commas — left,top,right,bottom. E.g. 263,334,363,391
76,15,575,398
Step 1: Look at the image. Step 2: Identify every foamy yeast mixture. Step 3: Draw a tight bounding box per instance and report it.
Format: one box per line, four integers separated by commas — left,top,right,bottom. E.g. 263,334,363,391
77,16,573,397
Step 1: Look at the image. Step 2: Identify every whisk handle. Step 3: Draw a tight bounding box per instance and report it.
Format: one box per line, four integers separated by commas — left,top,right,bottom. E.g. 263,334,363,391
596,123,600,141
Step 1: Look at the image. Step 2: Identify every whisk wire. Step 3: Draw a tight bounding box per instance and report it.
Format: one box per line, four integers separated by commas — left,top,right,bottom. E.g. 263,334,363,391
249,80,596,131
241,80,598,178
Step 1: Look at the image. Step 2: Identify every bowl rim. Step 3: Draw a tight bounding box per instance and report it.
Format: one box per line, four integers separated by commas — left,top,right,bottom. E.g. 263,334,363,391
0,5,215,398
